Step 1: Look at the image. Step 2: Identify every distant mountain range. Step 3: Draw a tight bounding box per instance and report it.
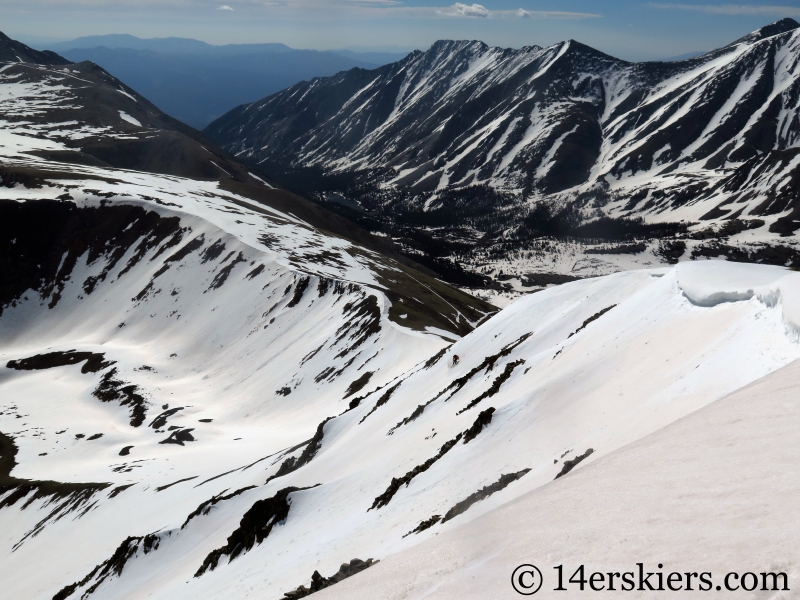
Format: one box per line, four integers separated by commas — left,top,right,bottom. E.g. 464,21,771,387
40,35,410,128
45,34,295,55
206,18,800,298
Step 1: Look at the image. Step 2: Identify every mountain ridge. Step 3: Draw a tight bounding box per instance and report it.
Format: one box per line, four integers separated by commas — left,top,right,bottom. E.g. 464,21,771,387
0,31,70,65
40,34,411,128
45,34,294,55
0,31,479,298
206,20,800,301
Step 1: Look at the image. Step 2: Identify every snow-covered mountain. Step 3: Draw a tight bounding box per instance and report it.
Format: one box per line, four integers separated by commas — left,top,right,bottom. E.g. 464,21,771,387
0,34,491,596
3,32,800,600
207,19,800,299
6,222,800,599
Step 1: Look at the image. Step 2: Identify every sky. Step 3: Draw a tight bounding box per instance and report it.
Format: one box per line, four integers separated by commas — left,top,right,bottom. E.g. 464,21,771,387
3,0,800,61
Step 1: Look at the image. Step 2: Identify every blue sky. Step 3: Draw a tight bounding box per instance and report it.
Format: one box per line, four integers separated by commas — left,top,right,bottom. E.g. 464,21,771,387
4,1,800,60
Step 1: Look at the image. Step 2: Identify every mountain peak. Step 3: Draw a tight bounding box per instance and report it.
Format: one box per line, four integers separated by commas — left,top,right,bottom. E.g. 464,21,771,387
0,31,70,66
729,17,800,47
752,17,800,38
768,17,799,29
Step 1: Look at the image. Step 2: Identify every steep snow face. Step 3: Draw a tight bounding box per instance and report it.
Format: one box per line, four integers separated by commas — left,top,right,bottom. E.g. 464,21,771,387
3,259,800,600
317,357,800,600
207,20,800,293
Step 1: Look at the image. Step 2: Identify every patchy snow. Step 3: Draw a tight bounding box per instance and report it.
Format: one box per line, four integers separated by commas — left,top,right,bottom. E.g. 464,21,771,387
248,171,275,188
117,88,137,102
534,124,579,179
118,111,141,127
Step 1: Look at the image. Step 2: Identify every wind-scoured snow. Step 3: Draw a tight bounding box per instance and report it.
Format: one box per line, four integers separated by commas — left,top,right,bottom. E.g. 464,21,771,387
317,356,800,600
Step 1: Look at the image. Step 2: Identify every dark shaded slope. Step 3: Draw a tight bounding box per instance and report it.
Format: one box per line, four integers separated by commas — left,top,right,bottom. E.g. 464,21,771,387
58,46,382,129
206,63,390,157
0,199,182,319
0,187,495,338
0,32,69,66
0,59,255,183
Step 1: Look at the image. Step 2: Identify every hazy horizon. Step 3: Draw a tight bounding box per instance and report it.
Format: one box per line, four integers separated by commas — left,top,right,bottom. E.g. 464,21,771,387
3,1,800,62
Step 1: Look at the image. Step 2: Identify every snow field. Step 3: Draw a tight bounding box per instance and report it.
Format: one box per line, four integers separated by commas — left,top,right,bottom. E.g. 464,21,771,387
4,253,800,599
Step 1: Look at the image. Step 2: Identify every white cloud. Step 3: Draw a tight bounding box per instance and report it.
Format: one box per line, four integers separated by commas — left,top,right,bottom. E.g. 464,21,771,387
450,3,490,18
0,0,600,20
515,9,601,19
248,0,602,20
647,3,800,17
432,3,600,19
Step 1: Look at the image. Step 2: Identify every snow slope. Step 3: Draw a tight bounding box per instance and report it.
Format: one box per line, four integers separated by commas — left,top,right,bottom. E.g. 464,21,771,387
4,257,800,600
318,355,800,600
0,41,491,599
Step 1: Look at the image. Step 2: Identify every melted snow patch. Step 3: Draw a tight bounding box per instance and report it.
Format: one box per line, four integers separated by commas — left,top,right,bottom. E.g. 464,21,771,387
118,88,137,102
118,111,141,127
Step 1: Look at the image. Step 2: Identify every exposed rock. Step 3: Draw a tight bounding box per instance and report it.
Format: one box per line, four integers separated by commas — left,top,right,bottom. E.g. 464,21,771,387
282,558,379,599
555,448,594,479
